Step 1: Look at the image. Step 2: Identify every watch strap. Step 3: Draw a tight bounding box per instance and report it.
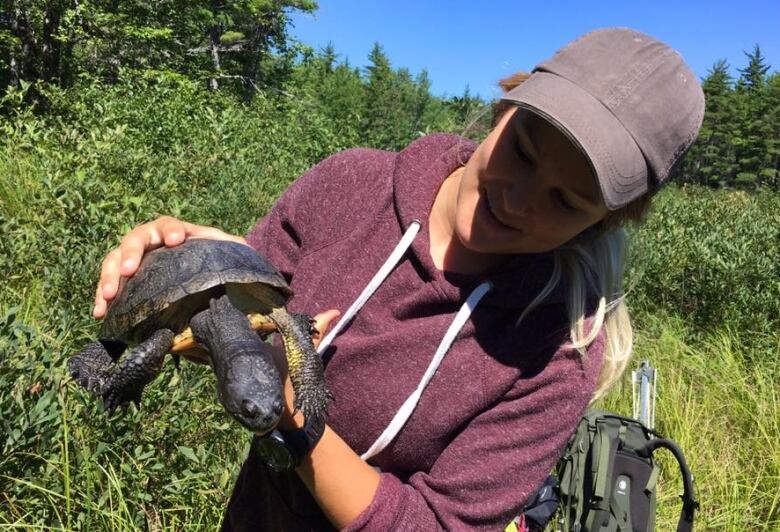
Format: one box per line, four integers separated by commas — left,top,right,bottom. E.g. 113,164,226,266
280,415,326,466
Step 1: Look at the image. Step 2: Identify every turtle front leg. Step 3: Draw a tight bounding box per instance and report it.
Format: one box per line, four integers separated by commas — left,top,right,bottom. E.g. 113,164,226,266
68,340,124,396
101,328,175,411
268,308,332,424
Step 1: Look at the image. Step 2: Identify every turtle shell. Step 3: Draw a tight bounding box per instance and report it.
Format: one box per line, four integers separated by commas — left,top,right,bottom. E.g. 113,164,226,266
101,239,291,344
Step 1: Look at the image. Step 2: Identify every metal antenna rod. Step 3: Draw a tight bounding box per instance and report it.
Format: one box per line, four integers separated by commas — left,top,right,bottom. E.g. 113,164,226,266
632,360,657,430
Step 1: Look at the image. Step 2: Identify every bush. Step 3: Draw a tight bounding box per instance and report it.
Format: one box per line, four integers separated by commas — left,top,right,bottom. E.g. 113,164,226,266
627,185,780,346
0,78,355,526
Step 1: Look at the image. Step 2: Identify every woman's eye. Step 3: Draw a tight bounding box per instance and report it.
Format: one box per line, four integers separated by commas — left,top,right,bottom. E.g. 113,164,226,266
555,189,577,212
515,142,532,164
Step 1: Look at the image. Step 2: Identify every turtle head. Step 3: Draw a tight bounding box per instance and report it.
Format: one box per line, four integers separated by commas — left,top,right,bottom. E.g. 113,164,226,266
189,294,285,434
217,351,284,434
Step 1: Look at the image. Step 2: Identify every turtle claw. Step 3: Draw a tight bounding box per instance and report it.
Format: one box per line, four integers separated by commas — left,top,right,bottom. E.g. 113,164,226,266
102,387,141,414
68,340,117,396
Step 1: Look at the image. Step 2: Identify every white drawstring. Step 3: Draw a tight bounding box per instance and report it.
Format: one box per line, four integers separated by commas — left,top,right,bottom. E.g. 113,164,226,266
360,280,492,460
317,220,421,355
312,218,493,461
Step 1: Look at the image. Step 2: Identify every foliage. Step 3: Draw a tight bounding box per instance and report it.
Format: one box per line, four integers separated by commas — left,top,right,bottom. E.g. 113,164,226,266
1,1,777,189
0,78,351,526
0,0,317,99
599,312,779,530
680,47,779,190
626,185,780,344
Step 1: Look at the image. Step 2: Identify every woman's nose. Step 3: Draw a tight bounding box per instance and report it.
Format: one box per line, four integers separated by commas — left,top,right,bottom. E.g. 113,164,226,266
504,181,536,218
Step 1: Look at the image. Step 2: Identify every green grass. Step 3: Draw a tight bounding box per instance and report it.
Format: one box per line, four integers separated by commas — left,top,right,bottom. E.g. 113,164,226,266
1,81,778,529
600,312,780,530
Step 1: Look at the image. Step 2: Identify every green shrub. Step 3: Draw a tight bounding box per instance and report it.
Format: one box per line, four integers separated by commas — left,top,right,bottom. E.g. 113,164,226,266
627,185,780,345
0,79,354,526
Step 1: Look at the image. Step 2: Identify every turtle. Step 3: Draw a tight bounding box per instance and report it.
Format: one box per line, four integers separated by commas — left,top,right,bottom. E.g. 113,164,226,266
67,238,330,433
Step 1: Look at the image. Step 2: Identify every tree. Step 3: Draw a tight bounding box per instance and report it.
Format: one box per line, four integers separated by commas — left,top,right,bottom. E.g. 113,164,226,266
361,42,399,148
737,44,770,93
733,45,774,187
0,0,318,100
445,85,489,138
680,60,738,187
762,72,780,189
0,0,81,97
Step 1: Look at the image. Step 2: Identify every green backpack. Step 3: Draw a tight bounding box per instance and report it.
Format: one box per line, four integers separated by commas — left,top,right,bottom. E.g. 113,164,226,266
555,410,698,532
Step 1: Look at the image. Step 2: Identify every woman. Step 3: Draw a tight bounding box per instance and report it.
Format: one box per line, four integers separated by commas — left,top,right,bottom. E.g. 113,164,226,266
92,28,704,530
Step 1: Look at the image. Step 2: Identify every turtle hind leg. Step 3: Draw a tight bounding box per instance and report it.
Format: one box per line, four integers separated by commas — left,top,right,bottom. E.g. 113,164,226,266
269,308,332,424
68,340,122,395
101,328,175,412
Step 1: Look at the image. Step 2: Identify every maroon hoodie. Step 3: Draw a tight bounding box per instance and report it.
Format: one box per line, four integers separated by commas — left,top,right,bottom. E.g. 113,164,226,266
225,133,604,531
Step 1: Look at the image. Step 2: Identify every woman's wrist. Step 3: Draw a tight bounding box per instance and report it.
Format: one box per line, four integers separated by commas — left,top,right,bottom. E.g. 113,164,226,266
294,424,381,528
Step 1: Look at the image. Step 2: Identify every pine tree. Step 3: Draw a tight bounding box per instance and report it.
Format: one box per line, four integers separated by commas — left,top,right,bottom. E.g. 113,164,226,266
362,42,399,149
413,69,455,136
734,45,773,187
763,72,780,189
319,58,365,147
446,85,489,139
737,44,770,93
681,60,738,187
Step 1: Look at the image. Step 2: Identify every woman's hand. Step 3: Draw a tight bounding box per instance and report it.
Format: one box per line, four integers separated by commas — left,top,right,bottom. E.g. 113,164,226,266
274,309,341,431
93,216,248,319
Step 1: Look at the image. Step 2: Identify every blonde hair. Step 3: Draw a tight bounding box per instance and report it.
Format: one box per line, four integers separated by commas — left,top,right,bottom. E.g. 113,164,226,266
517,228,634,402
496,72,652,402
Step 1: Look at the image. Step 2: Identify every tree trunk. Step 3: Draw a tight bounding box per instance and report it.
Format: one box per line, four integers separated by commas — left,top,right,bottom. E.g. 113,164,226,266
41,1,64,84
18,8,39,83
241,22,267,101
207,0,221,91
59,0,80,87
8,2,20,88
208,25,220,91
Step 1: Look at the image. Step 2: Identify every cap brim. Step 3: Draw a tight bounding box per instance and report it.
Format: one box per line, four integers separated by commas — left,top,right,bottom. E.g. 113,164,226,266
501,72,648,210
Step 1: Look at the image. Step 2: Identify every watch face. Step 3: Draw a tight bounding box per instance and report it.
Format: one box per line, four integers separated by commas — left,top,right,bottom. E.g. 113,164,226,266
254,436,295,471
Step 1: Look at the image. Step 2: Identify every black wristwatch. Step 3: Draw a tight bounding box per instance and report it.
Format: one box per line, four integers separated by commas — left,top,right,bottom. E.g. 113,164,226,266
253,416,326,471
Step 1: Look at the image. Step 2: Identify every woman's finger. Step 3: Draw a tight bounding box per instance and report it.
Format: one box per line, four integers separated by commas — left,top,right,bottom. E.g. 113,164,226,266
93,283,107,319
98,248,122,299
160,217,188,247
114,217,188,277
93,248,122,317
180,221,249,246
311,309,341,349
117,231,148,277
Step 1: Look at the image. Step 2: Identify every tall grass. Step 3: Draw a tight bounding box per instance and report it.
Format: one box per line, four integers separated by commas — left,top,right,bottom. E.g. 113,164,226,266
600,312,779,530
1,81,778,529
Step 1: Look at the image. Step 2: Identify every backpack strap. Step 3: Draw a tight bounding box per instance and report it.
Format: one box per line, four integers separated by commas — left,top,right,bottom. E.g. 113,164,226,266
585,418,617,531
637,438,699,532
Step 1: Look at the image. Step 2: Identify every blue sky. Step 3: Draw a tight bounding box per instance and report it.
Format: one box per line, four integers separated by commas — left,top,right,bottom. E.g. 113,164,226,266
289,0,780,99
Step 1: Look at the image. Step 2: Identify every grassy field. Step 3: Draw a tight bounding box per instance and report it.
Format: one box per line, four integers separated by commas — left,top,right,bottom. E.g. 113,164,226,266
1,82,778,530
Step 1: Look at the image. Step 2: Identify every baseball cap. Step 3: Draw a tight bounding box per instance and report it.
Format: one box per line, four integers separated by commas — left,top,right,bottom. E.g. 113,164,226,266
500,28,705,210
